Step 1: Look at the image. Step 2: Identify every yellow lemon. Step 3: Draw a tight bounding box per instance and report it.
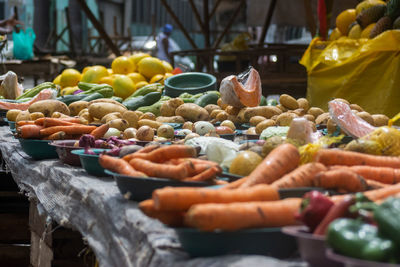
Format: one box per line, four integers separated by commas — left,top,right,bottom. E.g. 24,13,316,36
229,151,262,176
112,56,134,74
329,28,342,41
99,76,114,86
129,52,150,71
53,74,61,85
336,9,356,35
60,69,81,88
82,66,91,74
107,68,113,75
361,23,376,38
112,75,136,99
135,81,149,89
149,74,165,84
356,0,386,15
348,24,362,39
127,72,147,84
161,60,173,73
137,57,166,79
81,66,109,83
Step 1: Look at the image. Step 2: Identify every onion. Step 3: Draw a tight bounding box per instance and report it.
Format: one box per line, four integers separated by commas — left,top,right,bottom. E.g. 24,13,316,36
73,89,84,95
104,128,121,139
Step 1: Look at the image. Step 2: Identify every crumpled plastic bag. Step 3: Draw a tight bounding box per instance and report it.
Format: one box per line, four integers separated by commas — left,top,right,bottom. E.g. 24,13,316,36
0,71,23,99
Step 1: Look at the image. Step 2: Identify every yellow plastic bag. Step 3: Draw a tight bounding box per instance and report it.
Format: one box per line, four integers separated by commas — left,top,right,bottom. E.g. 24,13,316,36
300,31,400,117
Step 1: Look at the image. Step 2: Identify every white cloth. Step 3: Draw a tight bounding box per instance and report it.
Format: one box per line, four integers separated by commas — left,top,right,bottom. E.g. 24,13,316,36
156,32,179,62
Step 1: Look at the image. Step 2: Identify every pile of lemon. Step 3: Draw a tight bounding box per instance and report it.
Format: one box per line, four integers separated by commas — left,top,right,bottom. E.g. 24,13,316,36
53,53,174,99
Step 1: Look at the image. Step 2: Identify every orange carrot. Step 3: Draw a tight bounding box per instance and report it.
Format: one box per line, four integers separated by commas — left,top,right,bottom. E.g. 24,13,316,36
43,131,66,140
99,155,146,177
34,117,82,126
39,125,96,136
17,125,44,139
314,169,368,192
213,179,229,185
16,120,35,127
122,144,161,162
366,180,389,189
223,177,249,189
271,163,327,189
184,198,301,231
183,166,221,182
167,158,220,167
42,118,78,127
240,143,300,188
125,145,197,163
89,124,109,139
315,149,400,168
138,144,161,153
139,199,184,227
364,183,400,201
129,158,194,179
152,184,279,211
329,165,400,184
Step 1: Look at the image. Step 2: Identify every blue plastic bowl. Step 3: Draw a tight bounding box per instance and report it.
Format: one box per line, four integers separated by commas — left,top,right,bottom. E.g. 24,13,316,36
71,149,110,176
18,138,58,160
164,72,217,97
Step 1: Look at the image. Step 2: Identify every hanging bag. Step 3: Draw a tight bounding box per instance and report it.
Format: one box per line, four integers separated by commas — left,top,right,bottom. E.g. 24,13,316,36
12,27,36,60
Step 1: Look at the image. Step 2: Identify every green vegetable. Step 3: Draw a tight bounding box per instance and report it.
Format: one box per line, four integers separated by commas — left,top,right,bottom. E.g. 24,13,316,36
260,126,289,140
267,98,278,106
259,96,267,106
111,96,123,103
78,84,114,98
179,92,193,99
78,82,98,91
374,197,400,246
122,92,162,111
16,97,33,103
56,94,88,105
327,218,397,262
192,93,204,99
181,98,196,103
194,92,219,107
81,92,104,102
128,83,164,99
16,82,56,100
137,96,171,116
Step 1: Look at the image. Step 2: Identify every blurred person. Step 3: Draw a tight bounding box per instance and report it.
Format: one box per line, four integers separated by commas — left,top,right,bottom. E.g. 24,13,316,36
156,24,179,63
0,14,23,35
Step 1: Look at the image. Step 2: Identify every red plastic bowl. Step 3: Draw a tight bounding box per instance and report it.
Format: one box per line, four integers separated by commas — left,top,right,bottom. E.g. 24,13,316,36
50,140,82,166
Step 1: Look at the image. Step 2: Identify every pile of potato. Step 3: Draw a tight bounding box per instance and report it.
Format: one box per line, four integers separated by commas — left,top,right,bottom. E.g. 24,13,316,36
6,100,71,122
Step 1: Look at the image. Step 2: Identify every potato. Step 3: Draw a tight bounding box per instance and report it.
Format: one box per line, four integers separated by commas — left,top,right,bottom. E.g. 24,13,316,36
244,106,282,121
327,118,337,134
88,103,127,119
108,119,129,131
136,126,154,141
210,109,224,119
334,98,350,105
138,119,163,129
297,98,309,111
250,116,266,126
303,114,315,122
89,98,125,108
309,121,317,132
256,119,276,135
160,98,184,117
204,104,220,115
78,108,89,116
28,100,70,117
134,110,143,118
123,128,137,139
276,113,298,126
280,94,299,110
175,103,209,122
220,120,236,131
157,124,175,139
122,111,139,128
6,109,21,122
101,112,122,124
156,116,185,124
308,107,324,118
270,115,278,121
217,98,228,109
372,114,389,127
79,112,90,122
69,101,89,116
349,104,363,112
216,111,228,122
276,104,287,112
357,111,374,125
182,121,193,130
225,105,241,115
139,112,156,121
51,112,70,118
30,112,44,121
315,113,330,125
237,108,249,123
227,115,241,125
246,127,257,135
15,111,30,122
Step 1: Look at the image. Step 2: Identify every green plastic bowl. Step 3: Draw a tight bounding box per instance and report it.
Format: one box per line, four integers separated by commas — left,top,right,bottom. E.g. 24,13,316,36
71,149,110,176
8,120,15,130
18,138,58,160
164,72,217,97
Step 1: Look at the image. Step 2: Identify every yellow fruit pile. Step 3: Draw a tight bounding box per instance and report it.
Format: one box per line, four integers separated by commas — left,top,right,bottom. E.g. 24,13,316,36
53,53,176,99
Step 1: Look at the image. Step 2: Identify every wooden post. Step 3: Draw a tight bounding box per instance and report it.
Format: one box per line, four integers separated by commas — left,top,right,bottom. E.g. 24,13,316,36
209,0,222,18
203,0,210,48
160,0,198,49
258,0,277,46
188,0,206,36
303,0,316,37
213,0,246,49
76,0,121,56
65,7,76,57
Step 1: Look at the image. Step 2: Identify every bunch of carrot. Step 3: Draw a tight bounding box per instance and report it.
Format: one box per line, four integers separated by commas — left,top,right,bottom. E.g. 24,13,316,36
99,145,224,183
16,117,106,140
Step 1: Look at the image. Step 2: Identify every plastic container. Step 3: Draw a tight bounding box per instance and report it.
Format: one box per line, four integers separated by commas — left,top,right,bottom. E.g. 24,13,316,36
8,120,16,130
282,226,342,267
175,227,297,258
71,149,110,176
164,72,217,97
18,138,58,160
326,249,400,267
49,140,81,166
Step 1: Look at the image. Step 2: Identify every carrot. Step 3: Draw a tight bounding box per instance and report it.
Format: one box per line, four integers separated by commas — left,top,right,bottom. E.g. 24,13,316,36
122,144,161,162
42,118,78,127
43,131,66,140
34,117,82,126
129,158,195,179
138,144,161,153
223,177,249,189
17,125,44,139
314,169,368,192
366,180,389,189
271,163,327,189
330,165,400,184
213,179,229,185
167,158,220,167
39,125,96,136
16,121,35,127
139,199,184,227
183,166,221,182
152,184,280,211
99,155,146,177
364,183,400,201
184,198,301,231
125,145,197,163
240,143,300,188
315,149,400,168
89,124,109,139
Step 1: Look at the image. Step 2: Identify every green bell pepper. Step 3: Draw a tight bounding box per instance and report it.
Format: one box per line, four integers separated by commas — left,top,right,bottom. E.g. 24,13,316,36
327,218,397,262
374,197,400,246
